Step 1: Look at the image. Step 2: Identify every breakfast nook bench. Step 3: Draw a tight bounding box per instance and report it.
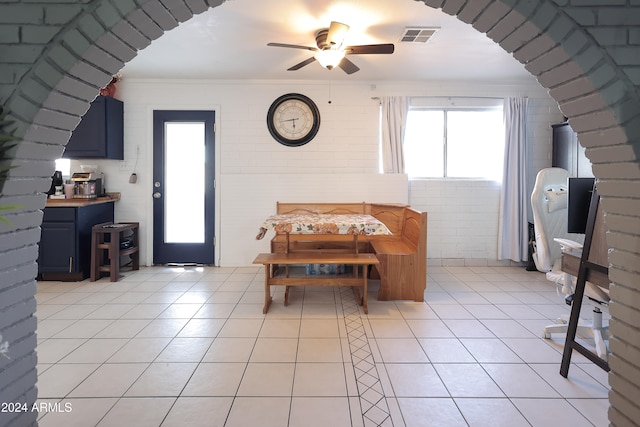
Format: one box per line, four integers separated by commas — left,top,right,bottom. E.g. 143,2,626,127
368,206,427,302
253,252,379,314
260,202,427,302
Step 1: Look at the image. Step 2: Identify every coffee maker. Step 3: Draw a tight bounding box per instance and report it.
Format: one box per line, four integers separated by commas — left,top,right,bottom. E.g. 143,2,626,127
46,171,64,196
71,172,105,198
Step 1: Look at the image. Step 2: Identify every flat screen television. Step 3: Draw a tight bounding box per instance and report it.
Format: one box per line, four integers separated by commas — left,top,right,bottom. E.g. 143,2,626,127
567,177,596,234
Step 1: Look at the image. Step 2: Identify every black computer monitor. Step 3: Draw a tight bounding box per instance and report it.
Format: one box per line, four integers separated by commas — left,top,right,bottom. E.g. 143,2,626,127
567,177,596,234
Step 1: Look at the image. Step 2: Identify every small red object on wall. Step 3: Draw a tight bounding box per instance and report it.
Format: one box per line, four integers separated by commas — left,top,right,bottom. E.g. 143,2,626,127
99,77,117,97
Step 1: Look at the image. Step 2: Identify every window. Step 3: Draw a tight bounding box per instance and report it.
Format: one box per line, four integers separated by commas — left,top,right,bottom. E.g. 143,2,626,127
54,158,71,178
403,102,504,180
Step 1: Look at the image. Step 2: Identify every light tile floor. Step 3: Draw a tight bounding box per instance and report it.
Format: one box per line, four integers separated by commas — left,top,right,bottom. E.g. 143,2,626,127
35,265,610,426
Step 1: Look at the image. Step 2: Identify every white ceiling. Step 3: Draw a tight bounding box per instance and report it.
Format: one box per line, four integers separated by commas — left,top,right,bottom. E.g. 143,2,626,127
122,0,534,83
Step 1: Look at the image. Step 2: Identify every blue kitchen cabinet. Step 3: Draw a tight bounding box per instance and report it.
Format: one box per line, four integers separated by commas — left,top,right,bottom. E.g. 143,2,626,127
63,96,124,159
38,202,114,281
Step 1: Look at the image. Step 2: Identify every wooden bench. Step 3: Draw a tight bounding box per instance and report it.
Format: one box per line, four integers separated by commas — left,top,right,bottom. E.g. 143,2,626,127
369,207,427,301
268,202,427,302
253,252,379,314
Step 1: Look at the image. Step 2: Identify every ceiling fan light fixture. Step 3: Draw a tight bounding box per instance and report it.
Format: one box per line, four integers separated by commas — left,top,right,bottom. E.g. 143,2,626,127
315,49,345,70
268,21,393,74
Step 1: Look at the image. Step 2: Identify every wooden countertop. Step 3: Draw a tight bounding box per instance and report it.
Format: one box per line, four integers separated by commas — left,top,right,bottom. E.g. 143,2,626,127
45,192,120,208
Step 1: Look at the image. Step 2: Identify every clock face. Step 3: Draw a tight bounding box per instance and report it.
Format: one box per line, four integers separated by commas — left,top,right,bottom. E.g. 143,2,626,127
267,94,320,147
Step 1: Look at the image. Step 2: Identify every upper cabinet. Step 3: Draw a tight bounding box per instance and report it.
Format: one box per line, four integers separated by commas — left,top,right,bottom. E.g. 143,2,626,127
551,122,594,178
63,96,124,159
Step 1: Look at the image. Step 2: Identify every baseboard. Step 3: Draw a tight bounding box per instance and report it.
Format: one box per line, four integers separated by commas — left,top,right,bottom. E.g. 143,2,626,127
427,258,527,267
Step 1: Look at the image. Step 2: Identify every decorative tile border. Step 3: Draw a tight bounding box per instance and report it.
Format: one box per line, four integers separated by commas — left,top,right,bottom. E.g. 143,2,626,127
339,287,393,426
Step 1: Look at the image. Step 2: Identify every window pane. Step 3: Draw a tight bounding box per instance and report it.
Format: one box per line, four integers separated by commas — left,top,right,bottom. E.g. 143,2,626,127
404,110,444,177
164,122,205,243
446,109,504,180
54,158,71,178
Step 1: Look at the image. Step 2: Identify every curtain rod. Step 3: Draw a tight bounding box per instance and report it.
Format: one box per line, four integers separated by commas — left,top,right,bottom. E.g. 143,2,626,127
370,95,527,106
411,96,507,100
371,96,527,100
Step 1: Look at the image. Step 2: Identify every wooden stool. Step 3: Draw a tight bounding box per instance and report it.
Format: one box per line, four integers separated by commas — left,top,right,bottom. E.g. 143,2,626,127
90,222,139,282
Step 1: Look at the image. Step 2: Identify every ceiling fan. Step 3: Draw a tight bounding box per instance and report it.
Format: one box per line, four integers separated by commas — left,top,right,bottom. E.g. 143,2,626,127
267,21,394,75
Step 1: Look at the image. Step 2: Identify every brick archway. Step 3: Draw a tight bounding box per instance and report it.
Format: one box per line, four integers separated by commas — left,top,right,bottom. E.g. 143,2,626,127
1,1,639,425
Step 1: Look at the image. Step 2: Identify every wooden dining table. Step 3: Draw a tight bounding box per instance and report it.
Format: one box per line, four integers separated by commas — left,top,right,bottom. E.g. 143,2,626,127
255,213,392,253
253,213,390,314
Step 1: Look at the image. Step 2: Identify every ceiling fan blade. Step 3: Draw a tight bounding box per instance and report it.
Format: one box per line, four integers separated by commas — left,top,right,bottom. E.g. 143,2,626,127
267,42,318,52
287,56,317,71
338,57,360,75
327,21,350,47
344,43,395,55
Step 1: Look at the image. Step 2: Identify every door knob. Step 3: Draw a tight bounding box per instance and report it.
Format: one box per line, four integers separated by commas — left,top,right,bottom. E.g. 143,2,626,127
153,192,161,198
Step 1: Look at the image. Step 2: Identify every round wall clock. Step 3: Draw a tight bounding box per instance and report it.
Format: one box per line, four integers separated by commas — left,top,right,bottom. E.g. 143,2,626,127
267,93,320,147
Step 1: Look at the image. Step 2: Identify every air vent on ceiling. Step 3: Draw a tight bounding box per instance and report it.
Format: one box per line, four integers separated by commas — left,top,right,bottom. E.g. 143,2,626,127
400,27,439,43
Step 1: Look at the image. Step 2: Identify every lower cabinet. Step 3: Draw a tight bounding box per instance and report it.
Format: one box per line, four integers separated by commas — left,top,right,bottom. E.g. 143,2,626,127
38,203,114,281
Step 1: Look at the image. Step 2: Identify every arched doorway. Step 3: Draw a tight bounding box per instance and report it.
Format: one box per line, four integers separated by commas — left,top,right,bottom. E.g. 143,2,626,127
1,1,638,425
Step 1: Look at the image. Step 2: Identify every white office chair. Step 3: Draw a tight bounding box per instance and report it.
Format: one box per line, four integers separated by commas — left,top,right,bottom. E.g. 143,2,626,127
530,168,610,360
531,168,579,279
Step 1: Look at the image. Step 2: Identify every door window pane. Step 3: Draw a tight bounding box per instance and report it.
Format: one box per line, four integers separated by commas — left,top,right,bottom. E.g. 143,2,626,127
164,122,205,243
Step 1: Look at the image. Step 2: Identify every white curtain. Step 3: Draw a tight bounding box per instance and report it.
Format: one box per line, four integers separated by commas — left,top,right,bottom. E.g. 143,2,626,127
498,97,529,261
380,96,408,174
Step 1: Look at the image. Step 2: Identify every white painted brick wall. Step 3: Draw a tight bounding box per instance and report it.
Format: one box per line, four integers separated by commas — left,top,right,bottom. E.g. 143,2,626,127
89,79,387,265
94,78,557,266
410,179,501,259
